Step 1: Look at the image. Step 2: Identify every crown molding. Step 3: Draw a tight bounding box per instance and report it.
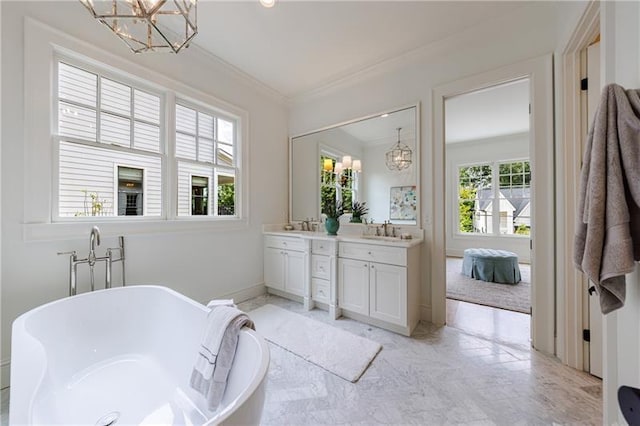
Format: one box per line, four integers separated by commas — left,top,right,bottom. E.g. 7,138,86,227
186,41,288,105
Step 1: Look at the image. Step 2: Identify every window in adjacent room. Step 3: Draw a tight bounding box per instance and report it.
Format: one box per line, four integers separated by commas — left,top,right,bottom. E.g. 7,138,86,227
456,160,530,236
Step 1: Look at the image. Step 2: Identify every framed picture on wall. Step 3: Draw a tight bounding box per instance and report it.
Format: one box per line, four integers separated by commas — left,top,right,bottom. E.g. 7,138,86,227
390,186,417,221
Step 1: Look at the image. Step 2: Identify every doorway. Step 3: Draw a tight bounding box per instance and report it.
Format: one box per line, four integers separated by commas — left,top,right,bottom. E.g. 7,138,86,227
432,55,555,355
443,80,532,346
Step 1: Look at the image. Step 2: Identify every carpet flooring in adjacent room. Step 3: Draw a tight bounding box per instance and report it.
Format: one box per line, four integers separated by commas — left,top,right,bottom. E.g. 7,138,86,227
446,256,531,314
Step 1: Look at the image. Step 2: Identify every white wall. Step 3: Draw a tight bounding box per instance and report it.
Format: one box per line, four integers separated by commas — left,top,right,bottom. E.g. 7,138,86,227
1,1,288,387
289,2,559,319
600,2,640,423
363,143,416,224
446,133,530,262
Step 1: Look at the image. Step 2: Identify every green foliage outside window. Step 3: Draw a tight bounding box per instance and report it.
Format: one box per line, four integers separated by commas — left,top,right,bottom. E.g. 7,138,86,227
218,183,235,215
320,155,354,215
458,186,476,233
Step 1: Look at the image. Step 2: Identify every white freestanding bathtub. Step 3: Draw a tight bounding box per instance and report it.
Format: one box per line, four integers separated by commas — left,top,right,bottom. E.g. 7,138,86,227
9,285,270,425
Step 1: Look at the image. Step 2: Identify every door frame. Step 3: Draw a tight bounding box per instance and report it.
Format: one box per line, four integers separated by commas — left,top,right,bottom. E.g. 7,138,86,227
432,54,555,355
557,0,599,370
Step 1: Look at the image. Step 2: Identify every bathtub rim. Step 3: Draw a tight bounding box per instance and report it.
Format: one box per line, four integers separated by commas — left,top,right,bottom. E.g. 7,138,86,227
10,285,271,425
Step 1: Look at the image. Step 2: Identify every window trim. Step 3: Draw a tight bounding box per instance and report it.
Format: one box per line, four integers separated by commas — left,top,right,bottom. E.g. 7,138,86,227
23,20,249,241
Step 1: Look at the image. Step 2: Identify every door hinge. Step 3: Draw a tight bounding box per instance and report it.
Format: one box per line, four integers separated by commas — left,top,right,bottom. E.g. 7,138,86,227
528,103,531,114
581,78,589,91
530,239,533,250
583,329,591,342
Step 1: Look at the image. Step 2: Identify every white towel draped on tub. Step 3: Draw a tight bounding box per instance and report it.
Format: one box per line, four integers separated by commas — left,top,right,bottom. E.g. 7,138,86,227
190,301,255,410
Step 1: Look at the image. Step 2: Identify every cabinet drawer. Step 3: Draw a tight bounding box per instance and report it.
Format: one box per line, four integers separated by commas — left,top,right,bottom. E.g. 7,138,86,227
311,255,331,279
264,235,305,252
312,278,330,303
339,242,406,266
312,239,334,255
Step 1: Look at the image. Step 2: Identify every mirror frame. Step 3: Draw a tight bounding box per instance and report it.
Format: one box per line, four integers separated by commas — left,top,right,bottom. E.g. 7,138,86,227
288,102,421,227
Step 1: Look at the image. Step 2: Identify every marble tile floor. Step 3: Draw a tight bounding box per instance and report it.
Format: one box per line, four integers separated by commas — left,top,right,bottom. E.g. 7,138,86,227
239,294,602,425
0,294,602,425
446,298,531,348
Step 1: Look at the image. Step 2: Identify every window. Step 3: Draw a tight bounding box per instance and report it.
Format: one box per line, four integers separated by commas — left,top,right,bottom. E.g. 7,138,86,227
191,175,209,215
117,166,144,216
53,56,242,223
56,61,162,218
457,160,530,236
320,154,358,214
176,103,237,217
458,164,492,233
498,161,531,235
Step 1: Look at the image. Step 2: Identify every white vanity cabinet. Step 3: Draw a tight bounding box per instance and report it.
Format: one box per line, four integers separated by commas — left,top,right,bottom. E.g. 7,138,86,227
310,239,339,317
338,241,420,336
264,235,308,298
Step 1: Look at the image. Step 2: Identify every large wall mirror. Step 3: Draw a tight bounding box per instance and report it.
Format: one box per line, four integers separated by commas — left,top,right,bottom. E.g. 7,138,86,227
290,104,419,226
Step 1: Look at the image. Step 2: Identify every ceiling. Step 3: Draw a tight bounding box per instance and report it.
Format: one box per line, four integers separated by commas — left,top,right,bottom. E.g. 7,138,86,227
191,1,529,99
339,106,416,147
444,79,530,144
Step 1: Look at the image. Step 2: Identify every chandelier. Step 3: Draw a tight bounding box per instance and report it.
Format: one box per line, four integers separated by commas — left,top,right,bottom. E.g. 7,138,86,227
385,127,412,171
79,0,198,54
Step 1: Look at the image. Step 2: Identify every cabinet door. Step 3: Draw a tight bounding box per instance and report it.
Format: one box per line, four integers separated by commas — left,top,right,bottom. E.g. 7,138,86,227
264,247,285,290
285,250,305,296
338,258,369,316
369,262,407,327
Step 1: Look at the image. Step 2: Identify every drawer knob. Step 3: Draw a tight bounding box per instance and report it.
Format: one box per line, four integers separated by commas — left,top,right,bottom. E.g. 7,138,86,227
283,242,287,246
368,251,372,255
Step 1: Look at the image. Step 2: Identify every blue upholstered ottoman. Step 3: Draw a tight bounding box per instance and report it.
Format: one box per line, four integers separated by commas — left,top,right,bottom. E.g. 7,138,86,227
462,248,521,284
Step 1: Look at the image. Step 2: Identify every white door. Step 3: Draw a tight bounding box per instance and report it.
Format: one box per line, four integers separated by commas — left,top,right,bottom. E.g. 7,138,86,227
264,247,285,290
285,250,306,297
369,262,407,327
586,40,603,379
338,258,369,315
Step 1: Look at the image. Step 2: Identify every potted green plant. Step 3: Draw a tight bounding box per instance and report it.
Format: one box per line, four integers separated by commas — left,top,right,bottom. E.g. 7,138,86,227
350,201,369,223
322,198,344,235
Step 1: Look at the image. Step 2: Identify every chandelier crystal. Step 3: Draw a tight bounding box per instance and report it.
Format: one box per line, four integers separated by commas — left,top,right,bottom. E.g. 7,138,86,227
385,127,412,171
80,0,198,54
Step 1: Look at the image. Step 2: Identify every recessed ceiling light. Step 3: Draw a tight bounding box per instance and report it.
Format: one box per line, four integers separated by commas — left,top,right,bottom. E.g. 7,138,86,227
260,0,276,8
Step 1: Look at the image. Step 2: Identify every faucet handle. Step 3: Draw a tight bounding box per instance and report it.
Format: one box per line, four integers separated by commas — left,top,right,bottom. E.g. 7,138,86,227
57,250,77,256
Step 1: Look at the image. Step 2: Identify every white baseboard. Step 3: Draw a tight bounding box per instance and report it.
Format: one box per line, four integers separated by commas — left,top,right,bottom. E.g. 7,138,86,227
219,283,267,305
420,304,432,323
1,358,10,389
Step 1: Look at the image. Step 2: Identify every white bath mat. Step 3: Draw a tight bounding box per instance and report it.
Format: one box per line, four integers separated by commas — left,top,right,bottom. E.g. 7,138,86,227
248,304,382,382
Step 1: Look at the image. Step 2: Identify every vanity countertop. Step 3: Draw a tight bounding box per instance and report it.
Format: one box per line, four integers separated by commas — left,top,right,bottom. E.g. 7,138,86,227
263,230,423,248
